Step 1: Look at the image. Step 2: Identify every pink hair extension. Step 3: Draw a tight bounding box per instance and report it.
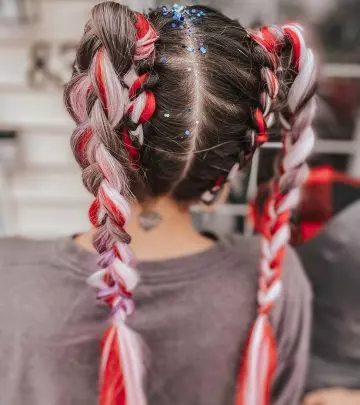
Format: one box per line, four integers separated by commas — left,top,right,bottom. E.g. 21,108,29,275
68,74,92,124
134,14,159,61
235,23,317,405
65,5,158,405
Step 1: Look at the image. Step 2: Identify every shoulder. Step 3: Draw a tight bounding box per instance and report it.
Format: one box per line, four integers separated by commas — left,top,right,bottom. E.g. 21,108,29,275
222,234,308,285
219,234,311,305
0,236,59,267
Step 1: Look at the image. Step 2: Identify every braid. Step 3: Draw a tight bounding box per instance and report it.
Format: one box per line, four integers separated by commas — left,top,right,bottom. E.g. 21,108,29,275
64,3,158,405
235,24,317,405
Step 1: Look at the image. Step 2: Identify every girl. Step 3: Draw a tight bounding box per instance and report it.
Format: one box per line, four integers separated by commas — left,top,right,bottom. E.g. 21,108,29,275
0,2,317,405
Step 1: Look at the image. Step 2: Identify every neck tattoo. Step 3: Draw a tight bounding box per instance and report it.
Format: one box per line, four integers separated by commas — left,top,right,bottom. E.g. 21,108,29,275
138,210,163,231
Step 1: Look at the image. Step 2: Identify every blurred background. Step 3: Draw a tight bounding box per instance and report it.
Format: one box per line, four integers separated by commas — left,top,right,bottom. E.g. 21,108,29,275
0,0,359,238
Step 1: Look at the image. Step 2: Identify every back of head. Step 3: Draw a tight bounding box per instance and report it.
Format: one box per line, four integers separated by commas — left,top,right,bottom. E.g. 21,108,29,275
64,3,318,405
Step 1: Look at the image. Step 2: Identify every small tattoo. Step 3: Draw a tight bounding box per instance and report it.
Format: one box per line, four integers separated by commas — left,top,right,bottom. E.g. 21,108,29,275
138,211,162,231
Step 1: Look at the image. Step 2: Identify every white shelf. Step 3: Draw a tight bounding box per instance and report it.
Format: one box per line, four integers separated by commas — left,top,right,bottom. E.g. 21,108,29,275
262,139,358,155
324,64,360,78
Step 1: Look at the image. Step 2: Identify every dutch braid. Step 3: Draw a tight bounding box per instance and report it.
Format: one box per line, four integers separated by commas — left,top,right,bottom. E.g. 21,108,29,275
235,24,317,405
65,3,158,405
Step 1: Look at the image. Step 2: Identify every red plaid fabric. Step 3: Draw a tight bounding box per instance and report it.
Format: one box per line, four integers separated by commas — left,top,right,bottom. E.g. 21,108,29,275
250,165,360,245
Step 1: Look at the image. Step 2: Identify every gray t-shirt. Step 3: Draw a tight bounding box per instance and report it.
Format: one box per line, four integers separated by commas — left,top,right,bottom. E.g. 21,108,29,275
0,234,311,405
297,200,360,391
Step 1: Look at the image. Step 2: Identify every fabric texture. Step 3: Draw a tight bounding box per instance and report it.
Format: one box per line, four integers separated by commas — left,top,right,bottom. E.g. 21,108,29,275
0,234,311,405
297,200,360,391
251,165,360,245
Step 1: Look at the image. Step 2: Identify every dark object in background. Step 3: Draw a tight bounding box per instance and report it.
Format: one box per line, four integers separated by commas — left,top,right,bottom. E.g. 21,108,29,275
317,0,360,63
251,165,360,245
279,0,360,63
0,130,18,169
27,42,63,89
314,78,360,142
292,166,360,244
27,41,78,89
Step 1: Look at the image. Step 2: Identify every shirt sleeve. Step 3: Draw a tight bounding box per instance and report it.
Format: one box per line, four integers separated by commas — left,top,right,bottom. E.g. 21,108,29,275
271,246,313,405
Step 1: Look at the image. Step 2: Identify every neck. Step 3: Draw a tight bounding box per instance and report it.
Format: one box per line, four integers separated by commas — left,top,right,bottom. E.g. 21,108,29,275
75,197,215,261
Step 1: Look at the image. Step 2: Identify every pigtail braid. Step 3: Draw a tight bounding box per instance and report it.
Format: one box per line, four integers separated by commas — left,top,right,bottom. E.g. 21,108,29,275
235,23,317,405
64,3,158,405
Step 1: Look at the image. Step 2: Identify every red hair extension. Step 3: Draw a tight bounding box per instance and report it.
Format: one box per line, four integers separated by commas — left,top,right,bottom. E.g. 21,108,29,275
235,316,277,405
100,326,126,405
139,91,156,124
283,27,301,72
260,322,277,402
257,133,269,145
113,244,122,261
123,129,140,164
95,49,108,111
89,197,103,228
134,13,150,40
76,128,92,166
98,186,126,228
129,73,149,99
249,32,273,53
259,27,278,52
134,13,159,61
214,175,225,189
254,108,269,145
126,91,156,125
249,32,277,68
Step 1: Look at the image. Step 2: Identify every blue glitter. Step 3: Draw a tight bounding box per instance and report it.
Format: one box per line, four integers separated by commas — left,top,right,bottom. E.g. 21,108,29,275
171,22,177,28
188,28,192,33
185,130,191,136
161,56,167,63
172,4,184,16
187,46,194,52
199,46,207,54
191,8,197,13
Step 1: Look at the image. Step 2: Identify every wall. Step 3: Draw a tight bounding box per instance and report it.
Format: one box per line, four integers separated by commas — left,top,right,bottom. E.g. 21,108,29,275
0,0,152,238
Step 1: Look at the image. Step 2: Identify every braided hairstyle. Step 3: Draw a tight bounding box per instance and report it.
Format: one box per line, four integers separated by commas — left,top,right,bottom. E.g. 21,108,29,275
64,3,317,405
